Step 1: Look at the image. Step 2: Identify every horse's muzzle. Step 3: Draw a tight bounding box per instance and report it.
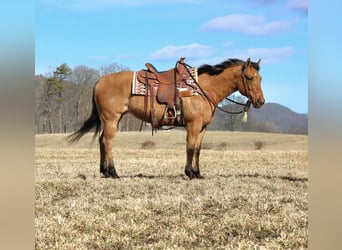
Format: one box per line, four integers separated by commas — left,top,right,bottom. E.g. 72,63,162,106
253,98,265,108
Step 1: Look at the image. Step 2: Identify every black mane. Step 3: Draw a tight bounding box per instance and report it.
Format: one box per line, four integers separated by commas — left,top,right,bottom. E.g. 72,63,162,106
198,58,260,76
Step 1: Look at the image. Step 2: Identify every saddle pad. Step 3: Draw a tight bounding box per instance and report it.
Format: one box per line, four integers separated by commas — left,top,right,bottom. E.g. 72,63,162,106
132,72,147,95
132,67,199,96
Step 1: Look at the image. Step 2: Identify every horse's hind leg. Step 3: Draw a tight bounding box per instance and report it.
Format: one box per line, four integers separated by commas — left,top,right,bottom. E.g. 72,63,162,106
99,119,120,178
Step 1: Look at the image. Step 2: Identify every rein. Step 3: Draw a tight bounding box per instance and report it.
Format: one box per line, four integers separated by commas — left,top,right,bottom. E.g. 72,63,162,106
182,61,251,117
222,98,251,115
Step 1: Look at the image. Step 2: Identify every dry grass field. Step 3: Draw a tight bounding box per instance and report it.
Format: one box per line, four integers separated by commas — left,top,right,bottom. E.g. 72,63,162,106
35,131,308,249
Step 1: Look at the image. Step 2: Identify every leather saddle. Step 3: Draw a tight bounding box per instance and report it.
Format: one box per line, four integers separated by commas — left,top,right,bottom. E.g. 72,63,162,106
136,57,191,129
136,57,189,109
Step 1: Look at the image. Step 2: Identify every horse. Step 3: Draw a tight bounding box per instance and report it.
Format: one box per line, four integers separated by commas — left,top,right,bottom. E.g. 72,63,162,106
68,58,265,179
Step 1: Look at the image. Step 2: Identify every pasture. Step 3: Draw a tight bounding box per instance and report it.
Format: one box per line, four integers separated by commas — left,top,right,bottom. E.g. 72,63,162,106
35,131,308,249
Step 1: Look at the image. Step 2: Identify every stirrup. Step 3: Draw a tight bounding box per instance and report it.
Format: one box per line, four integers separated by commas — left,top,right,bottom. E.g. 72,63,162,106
163,106,177,119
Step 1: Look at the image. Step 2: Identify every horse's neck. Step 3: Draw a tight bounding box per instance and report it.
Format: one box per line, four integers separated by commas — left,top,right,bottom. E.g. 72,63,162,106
199,66,241,104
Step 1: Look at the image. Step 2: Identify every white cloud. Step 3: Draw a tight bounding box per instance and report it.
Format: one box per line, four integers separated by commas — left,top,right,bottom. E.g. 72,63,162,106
149,43,214,61
201,14,293,36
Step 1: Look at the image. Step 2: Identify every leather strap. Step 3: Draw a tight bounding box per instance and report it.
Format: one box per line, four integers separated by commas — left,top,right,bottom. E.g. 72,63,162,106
149,82,158,130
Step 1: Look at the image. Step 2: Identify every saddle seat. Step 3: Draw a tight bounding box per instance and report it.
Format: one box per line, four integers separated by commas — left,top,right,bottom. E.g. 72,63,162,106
136,57,189,108
144,62,185,85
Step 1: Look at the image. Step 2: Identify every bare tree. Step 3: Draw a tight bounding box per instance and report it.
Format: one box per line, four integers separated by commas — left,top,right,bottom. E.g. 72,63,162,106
35,75,47,133
99,63,130,76
35,64,71,133
66,65,100,132
70,65,100,85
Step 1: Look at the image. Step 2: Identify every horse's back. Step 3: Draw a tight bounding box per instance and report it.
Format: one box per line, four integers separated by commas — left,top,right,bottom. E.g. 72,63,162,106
95,71,133,96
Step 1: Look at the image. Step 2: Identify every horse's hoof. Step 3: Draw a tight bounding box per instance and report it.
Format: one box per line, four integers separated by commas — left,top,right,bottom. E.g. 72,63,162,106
100,165,119,178
187,174,195,180
185,169,192,178
101,172,111,178
108,167,119,178
193,171,203,179
185,171,203,180
100,169,111,178
185,168,199,180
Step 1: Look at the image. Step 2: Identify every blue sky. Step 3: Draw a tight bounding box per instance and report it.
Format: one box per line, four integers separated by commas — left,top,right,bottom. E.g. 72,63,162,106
35,0,307,113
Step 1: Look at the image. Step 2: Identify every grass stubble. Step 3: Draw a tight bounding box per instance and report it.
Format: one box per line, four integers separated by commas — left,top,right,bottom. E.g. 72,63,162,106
35,131,308,249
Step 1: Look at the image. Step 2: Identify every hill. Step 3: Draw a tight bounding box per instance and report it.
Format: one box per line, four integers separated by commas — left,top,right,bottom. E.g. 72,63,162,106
249,103,308,134
209,102,308,134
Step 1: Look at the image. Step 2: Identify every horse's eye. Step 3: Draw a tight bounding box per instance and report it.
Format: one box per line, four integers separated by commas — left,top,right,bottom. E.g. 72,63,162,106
246,75,253,81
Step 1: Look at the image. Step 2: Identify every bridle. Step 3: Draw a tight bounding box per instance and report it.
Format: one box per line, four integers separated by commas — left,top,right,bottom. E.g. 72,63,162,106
221,97,251,115
182,61,252,116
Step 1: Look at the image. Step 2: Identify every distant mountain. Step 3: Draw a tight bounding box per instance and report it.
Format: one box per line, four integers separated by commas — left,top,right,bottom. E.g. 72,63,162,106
209,102,308,134
249,103,308,134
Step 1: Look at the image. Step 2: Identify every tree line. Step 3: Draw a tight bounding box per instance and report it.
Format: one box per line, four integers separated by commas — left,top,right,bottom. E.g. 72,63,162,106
35,63,134,134
35,63,306,134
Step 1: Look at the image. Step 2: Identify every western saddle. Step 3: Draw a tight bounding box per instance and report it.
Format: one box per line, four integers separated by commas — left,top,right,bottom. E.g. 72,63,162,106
136,57,196,129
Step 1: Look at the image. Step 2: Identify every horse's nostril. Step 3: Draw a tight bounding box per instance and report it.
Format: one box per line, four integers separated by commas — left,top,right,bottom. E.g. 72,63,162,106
257,98,265,106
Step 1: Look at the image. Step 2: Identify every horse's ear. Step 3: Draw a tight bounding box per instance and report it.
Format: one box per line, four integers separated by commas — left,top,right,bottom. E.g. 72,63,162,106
257,58,261,65
246,58,251,67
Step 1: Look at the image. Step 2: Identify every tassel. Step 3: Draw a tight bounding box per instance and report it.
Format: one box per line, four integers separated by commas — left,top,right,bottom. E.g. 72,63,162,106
242,111,248,123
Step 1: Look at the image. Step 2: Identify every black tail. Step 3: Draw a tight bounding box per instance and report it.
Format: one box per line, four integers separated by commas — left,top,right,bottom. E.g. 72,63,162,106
68,95,101,143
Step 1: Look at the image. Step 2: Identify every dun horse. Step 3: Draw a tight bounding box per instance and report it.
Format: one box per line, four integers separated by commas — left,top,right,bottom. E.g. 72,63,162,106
68,58,265,179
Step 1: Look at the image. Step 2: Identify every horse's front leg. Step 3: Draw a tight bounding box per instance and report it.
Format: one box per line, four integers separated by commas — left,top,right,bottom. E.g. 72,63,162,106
185,144,196,179
185,125,206,179
193,128,206,178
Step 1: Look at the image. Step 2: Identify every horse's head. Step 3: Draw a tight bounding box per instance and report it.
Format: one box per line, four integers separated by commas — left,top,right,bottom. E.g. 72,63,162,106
239,58,265,108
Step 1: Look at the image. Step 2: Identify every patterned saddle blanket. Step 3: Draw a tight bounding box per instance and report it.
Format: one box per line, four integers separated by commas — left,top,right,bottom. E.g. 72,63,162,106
132,66,199,98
